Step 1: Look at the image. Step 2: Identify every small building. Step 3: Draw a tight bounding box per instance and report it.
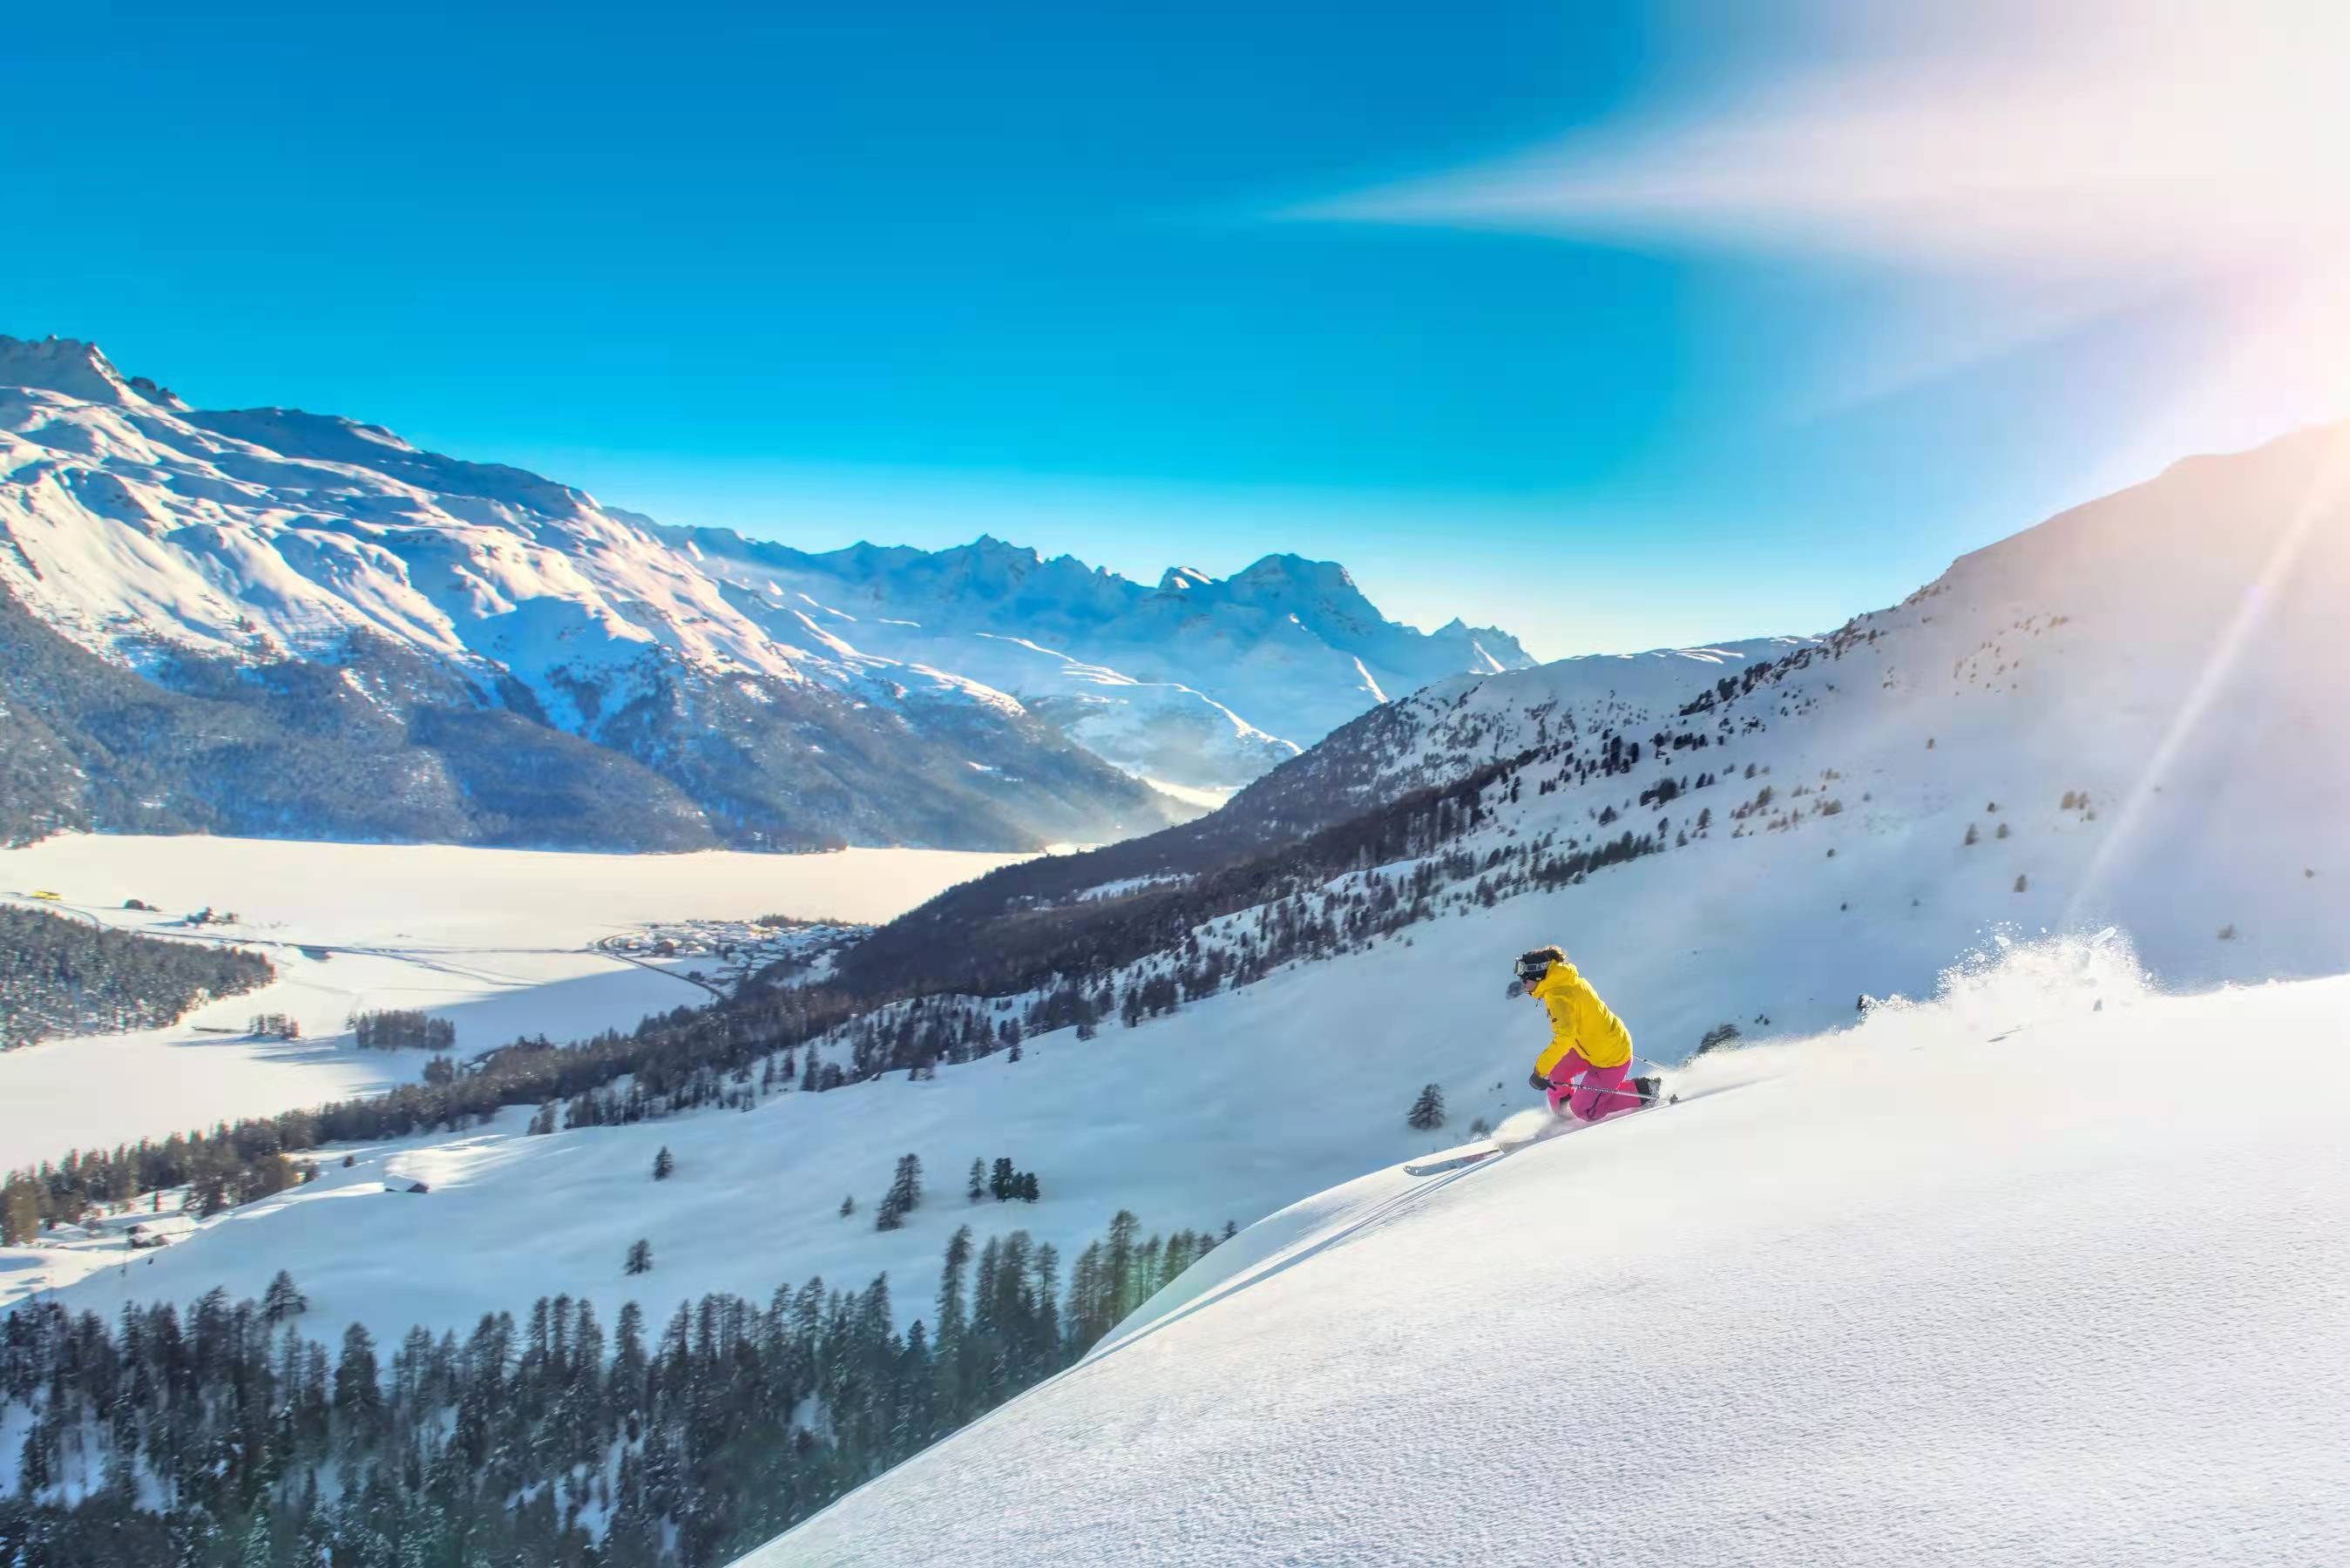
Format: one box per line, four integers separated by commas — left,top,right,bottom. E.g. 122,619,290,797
125,1215,196,1249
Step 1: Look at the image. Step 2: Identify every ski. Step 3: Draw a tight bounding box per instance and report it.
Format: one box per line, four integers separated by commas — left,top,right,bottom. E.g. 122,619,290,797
1403,1148,1505,1177
1403,1078,1677,1176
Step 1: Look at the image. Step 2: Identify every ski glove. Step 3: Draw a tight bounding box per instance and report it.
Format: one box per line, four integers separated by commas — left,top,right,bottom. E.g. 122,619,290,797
1527,1071,1550,1092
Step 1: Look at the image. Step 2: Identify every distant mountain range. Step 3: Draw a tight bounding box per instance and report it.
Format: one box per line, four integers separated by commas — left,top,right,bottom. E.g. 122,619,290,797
657,528,1533,800
0,335,1531,851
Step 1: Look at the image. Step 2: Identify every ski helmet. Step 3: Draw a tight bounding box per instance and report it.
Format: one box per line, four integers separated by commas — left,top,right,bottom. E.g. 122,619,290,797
1514,945,1565,985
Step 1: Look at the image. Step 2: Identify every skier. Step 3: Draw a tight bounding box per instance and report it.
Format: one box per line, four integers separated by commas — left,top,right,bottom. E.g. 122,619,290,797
1516,945,1650,1121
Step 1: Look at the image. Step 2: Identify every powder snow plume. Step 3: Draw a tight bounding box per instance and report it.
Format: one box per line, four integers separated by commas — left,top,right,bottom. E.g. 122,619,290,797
1670,926,2154,1101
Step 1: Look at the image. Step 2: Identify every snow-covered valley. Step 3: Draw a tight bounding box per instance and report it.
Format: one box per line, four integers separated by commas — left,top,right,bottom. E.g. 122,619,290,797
0,835,1022,1157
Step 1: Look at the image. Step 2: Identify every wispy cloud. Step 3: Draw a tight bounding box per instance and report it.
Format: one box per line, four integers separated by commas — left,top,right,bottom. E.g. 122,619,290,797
1296,2,2350,280
1294,1,2350,456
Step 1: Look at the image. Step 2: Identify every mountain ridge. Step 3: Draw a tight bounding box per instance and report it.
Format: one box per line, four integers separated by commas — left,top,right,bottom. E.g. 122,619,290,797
0,335,1536,846
649,522,1537,785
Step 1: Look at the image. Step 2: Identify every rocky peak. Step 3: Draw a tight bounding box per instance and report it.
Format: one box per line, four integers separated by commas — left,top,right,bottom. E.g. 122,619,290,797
0,335,186,411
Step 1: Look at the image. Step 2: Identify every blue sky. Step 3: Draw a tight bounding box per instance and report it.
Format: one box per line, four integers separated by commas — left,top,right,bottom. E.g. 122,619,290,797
11,2,2346,658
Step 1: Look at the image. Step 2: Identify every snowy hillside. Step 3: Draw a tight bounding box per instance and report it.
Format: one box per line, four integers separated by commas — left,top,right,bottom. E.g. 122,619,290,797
0,336,1529,849
752,960,2350,1566
881,417,2350,997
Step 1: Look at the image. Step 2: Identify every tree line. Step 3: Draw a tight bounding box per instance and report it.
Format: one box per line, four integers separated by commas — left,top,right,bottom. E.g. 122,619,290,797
0,907,271,1051
347,1010,456,1052
0,1209,1223,1567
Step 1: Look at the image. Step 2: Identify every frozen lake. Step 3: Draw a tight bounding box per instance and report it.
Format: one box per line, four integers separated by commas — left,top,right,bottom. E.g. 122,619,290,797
0,834,1023,1163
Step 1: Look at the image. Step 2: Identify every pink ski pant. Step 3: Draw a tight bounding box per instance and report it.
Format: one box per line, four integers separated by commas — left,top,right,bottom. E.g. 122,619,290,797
1546,1049,1636,1121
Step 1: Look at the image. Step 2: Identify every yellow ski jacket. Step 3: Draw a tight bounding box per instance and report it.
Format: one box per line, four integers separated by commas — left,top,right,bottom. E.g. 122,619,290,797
1532,960,1633,1075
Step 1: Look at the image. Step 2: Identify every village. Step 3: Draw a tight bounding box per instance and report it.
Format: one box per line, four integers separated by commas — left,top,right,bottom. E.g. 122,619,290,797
593,915,870,997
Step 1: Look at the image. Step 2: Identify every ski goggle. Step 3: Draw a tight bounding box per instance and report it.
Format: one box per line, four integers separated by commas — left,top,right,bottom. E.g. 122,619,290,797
1514,955,1553,983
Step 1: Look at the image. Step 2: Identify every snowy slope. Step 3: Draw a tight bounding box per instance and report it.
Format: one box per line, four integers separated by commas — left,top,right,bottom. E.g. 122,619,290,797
1128,419,2350,969
750,964,2350,1566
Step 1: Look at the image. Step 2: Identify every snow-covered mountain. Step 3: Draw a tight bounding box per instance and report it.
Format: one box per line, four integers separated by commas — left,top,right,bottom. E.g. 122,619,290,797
655,526,1534,795
1084,414,2350,948
0,335,1534,852
0,336,1189,852
4,406,2346,1564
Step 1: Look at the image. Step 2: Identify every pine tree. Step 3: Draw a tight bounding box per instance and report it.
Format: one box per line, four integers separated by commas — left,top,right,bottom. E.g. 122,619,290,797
262,1268,308,1323
935,1225,973,1423
333,1323,383,1429
625,1238,654,1274
876,1152,924,1230
192,1160,233,1218
840,1193,856,1219
652,1146,674,1181
2,1177,43,1246
1017,1171,1040,1202
990,1157,1015,1201
1407,1083,1446,1131
1106,1210,1140,1321
17,1423,49,1494
966,1159,986,1204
